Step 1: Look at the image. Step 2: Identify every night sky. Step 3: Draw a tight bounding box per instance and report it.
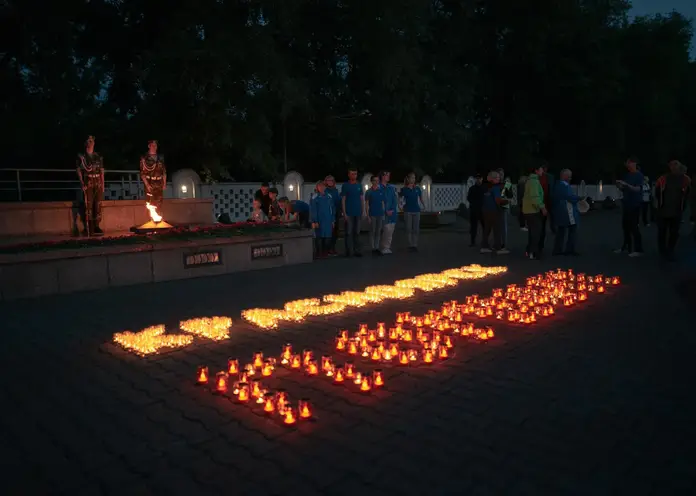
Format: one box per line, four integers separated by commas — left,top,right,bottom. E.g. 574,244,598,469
630,0,695,53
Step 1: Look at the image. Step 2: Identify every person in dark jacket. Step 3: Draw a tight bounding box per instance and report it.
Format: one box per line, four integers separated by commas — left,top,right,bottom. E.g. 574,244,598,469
655,160,692,261
467,174,484,246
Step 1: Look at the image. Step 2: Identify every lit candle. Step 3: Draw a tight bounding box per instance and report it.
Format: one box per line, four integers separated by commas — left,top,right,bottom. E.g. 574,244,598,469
345,362,355,378
325,363,335,377
360,376,372,392
321,355,332,372
227,359,239,375
402,329,413,342
336,337,346,351
371,348,381,361
423,349,434,363
443,335,453,349
196,366,209,384
347,340,358,355
237,383,250,402
438,345,449,360
408,349,418,362
388,342,399,356
281,344,292,364
214,372,228,393
262,360,274,377
339,329,349,340
298,399,312,419
291,354,301,368
253,351,264,369
359,336,369,348
398,351,409,365
306,360,319,376
373,369,384,388
302,349,313,367
353,371,363,385
284,407,297,425
361,346,371,358
367,330,377,342
359,323,368,334
263,392,275,413
334,367,345,383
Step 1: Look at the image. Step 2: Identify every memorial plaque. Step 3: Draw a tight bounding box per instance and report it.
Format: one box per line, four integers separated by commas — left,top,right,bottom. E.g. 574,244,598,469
183,251,222,268
251,244,283,260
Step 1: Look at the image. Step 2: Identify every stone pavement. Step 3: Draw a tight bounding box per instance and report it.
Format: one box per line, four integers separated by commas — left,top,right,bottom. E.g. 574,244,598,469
1,212,695,495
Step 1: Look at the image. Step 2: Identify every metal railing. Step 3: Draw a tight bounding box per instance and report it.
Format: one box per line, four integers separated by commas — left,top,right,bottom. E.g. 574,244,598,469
0,168,143,202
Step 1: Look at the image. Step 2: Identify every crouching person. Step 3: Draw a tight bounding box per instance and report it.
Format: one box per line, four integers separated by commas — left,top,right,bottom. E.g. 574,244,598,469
310,181,335,259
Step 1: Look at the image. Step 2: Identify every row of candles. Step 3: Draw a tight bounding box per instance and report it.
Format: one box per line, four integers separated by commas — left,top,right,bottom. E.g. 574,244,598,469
241,264,507,329
113,317,233,356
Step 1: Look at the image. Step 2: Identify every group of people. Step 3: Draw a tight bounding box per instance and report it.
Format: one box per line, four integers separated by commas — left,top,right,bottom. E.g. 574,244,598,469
466,158,694,261
76,136,166,236
251,170,426,258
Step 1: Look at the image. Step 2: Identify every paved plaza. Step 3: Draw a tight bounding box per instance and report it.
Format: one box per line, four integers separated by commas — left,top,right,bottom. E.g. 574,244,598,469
1,212,695,495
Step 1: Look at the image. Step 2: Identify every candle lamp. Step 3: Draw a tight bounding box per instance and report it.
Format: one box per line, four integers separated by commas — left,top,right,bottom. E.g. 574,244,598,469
402,329,413,342
275,390,289,409
302,349,313,367
367,330,377,342
298,399,312,419
416,317,424,327
226,359,239,375
196,366,209,384
283,407,298,425
253,352,264,369
336,337,346,351
339,329,349,340
388,342,399,356
250,380,262,398
398,351,409,365
432,330,441,342
370,348,381,361
438,345,449,360
377,322,386,337
373,369,384,387
345,362,355,378
611,276,620,285
360,376,372,392
578,291,587,301
353,371,363,385
214,372,228,393
239,369,249,383
443,335,454,349
263,393,275,413
321,355,332,372
334,367,345,383
359,323,368,335
588,284,595,292
377,341,386,353
325,363,335,377
291,354,302,368
306,360,319,376
348,340,359,355
408,349,418,362
281,344,293,363
383,349,393,361
262,360,274,377
359,336,369,348
597,285,605,294
388,327,398,340
423,349,434,363
237,383,250,402
396,313,404,323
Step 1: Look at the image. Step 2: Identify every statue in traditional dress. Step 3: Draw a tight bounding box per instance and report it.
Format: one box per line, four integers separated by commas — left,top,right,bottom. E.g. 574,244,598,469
139,140,166,212
76,135,105,236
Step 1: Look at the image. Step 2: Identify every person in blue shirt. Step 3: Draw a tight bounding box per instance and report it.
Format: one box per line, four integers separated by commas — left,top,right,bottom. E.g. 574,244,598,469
279,197,310,227
400,172,425,252
480,170,509,254
615,157,644,256
551,169,582,256
365,175,386,255
341,168,365,257
379,170,398,254
310,181,335,259
324,175,341,256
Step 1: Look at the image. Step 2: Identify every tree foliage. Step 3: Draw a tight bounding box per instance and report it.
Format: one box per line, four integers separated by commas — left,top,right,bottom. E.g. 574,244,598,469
1,0,693,182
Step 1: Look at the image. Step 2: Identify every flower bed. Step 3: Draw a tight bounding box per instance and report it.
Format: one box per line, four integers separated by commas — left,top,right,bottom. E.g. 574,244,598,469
0,222,299,254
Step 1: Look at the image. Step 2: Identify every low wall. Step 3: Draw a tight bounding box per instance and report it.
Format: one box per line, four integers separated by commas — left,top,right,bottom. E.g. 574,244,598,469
0,198,214,237
0,230,313,301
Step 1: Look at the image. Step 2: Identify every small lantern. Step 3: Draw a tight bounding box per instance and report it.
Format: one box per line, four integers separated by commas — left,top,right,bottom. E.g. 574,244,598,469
275,390,289,409
306,360,319,376
359,323,368,334
373,369,384,387
227,359,239,375
283,407,297,425
377,322,386,338
321,355,332,372
348,340,358,355
383,349,393,361
353,371,363,385
291,354,302,368
196,366,209,384
214,372,228,393
371,348,381,361
443,335,454,349
336,337,346,351
239,370,249,383
250,379,262,398
388,327,399,340
325,363,335,377
578,291,588,301
344,362,355,378
360,376,372,392
416,328,424,341
367,330,377,342
611,276,620,285
302,349,313,367
253,351,264,369
398,351,409,365
281,344,293,364
396,313,404,323
408,349,418,362
402,329,413,342
334,367,345,383
339,329,349,340
424,315,432,326
438,345,449,360
455,312,463,322
597,285,605,294
389,342,399,356
298,399,312,419
430,339,439,352
263,393,275,413
416,317,424,327
359,336,369,348
486,327,494,338
361,346,371,358
423,349,434,363
432,330,441,342
262,360,274,377
237,383,250,402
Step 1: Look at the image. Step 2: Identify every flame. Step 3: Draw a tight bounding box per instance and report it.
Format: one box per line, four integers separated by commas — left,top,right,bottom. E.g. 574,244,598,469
145,202,162,223
263,396,275,413
227,359,239,375
299,401,312,419
284,409,297,425
197,366,208,384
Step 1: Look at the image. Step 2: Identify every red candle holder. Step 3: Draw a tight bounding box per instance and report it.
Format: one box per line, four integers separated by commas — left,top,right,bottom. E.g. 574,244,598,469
302,349,313,367
373,369,384,388
344,362,355,378
306,359,319,376
263,392,275,413
281,344,293,364
237,383,250,402
214,371,228,393
290,354,302,368
227,359,239,375
298,399,312,419
196,366,209,384
334,367,345,383
253,351,264,369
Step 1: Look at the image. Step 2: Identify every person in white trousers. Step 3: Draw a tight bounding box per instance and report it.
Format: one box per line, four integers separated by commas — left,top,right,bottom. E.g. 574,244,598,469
379,170,398,254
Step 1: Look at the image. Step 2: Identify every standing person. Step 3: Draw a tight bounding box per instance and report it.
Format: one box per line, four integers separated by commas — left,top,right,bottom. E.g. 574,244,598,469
379,170,398,255
538,163,555,251
551,169,582,256
499,172,514,248
641,176,652,227
522,165,548,260
341,168,365,257
480,171,509,254
655,160,691,261
324,175,341,255
310,181,335,259
76,135,105,236
400,172,425,252
517,175,528,230
268,187,282,221
254,182,272,214
140,139,166,213
615,157,644,257
365,175,385,255
467,174,484,247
